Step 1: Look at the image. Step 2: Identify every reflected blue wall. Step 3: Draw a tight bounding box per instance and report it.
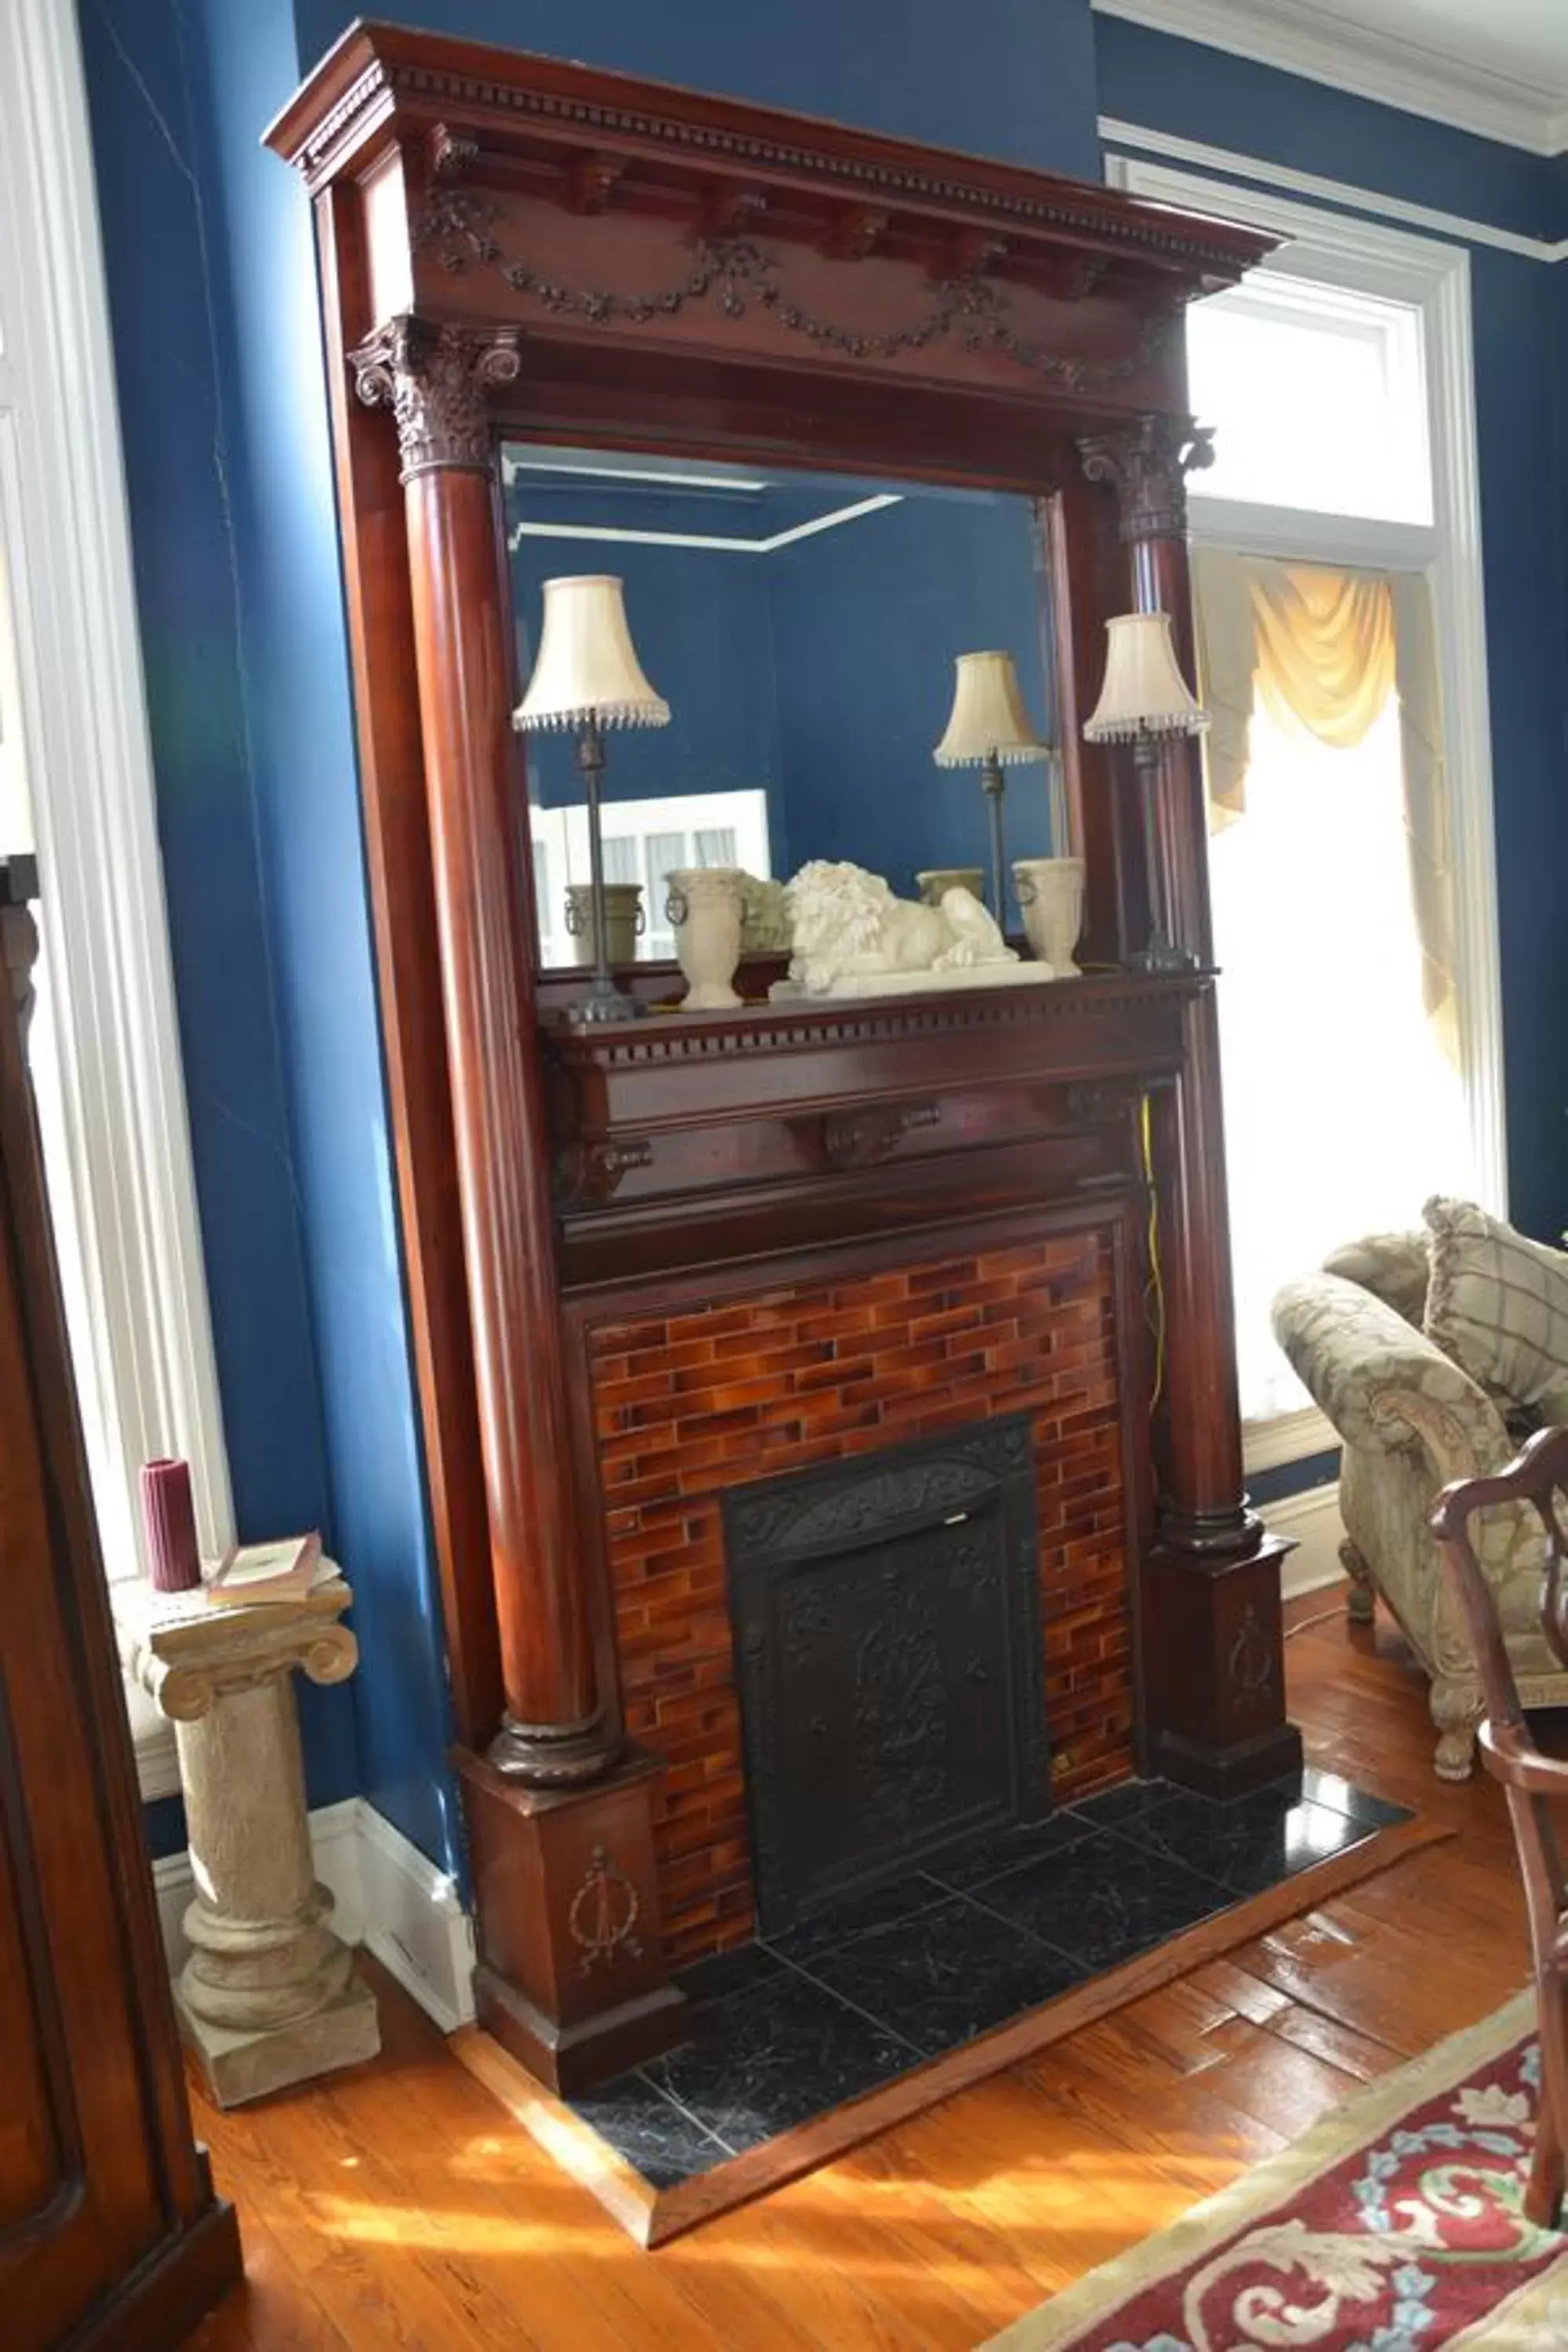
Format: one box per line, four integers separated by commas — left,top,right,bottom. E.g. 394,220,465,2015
770,494,1055,896
508,479,1054,898
509,494,784,820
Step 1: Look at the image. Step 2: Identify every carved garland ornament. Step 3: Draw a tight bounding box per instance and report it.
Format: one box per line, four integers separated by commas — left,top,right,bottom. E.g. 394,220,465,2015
1078,412,1216,543
349,314,522,481
411,191,1152,393
568,1843,643,1976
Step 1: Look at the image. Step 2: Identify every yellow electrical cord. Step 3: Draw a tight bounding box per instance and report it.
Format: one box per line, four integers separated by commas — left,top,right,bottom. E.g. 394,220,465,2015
1139,1093,1166,1413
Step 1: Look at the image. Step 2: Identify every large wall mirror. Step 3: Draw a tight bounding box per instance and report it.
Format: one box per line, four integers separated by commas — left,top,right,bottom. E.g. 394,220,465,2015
502,446,1068,973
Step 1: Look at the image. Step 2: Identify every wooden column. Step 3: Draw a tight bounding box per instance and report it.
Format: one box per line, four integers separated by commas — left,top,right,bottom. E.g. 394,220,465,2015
1078,416,1301,1796
350,316,682,2087
351,315,608,1784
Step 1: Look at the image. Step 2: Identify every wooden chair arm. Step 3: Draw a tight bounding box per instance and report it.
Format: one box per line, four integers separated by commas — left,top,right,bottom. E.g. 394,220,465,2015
1480,1719,1568,1798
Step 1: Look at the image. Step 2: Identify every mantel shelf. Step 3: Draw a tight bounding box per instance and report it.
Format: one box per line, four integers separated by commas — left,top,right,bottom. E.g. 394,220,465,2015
545,967,1208,1142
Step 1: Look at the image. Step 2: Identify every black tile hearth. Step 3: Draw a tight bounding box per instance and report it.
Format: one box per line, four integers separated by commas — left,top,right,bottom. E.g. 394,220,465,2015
803,1892,1086,2056
570,2076,731,2191
1104,1788,1374,1900
673,1940,789,2012
564,1770,1415,2194
644,1969,918,2155
764,1870,953,1967
967,1826,1232,1968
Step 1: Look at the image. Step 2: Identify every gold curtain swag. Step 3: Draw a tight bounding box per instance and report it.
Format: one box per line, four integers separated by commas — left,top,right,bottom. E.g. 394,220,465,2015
1192,548,1457,1064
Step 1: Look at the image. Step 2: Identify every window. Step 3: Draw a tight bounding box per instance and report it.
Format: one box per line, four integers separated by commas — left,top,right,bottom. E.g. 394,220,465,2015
532,786,772,964
2,0,235,1795
1111,152,1504,1438
1187,272,1432,526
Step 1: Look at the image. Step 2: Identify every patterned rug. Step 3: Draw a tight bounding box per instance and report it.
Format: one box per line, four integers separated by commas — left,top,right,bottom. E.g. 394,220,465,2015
983,1991,1568,2350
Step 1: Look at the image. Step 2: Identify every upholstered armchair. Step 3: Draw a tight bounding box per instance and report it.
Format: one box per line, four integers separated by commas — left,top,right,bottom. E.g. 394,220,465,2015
1272,1232,1568,1779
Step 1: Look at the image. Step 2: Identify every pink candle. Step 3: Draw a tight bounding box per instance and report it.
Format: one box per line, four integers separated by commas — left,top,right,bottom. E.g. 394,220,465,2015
141,1457,202,1593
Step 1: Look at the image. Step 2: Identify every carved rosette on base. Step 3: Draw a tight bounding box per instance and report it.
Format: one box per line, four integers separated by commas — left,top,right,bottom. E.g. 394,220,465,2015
129,1570,380,2107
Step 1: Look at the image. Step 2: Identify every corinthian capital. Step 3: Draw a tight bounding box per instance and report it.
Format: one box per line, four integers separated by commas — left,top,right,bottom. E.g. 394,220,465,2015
1078,412,1214,543
350,314,521,481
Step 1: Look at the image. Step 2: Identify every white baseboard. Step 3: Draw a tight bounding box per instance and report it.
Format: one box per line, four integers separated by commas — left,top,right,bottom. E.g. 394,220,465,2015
151,1797,476,2034
1265,1480,1346,1600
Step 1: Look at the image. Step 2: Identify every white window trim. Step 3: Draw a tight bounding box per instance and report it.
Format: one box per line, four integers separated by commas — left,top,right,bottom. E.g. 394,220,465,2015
1109,150,1508,1400
2,2,236,1784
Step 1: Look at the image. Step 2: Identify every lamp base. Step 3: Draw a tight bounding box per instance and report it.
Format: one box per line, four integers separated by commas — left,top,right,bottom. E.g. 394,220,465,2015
1129,932,1200,977
568,987,646,1024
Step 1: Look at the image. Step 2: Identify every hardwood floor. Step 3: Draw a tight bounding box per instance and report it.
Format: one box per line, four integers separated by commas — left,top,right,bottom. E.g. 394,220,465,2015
182,1589,1537,2350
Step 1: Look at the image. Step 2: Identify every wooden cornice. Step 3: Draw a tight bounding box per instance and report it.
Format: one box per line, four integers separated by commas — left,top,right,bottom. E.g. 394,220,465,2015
265,20,1275,296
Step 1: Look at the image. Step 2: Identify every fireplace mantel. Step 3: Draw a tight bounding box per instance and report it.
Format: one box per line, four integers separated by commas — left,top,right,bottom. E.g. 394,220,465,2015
548,972,1201,1282
271,24,1299,2096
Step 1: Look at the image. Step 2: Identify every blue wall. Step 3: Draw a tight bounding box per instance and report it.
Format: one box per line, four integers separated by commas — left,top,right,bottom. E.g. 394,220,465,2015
81,0,453,1866
1097,18,1568,1244
293,0,1104,180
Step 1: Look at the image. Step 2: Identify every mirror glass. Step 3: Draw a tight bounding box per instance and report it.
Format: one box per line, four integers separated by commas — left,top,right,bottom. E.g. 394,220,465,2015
501,447,1064,968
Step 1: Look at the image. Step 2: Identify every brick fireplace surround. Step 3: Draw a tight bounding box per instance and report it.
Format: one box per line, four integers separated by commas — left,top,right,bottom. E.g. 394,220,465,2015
583,1224,1139,1967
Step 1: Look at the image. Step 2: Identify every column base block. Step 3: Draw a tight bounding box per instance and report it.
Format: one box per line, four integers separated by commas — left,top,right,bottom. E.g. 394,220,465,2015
179,1966,380,2108
474,1962,687,2096
456,1739,687,2096
1142,1527,1305,1800
1152,1721,1305,1802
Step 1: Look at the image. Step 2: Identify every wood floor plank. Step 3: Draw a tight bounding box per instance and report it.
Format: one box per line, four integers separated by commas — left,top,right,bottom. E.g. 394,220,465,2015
181,1588,1544,2351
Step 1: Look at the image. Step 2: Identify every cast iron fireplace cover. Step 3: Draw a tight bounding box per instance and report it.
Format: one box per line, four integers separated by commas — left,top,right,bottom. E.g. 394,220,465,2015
723,1414,1051,1936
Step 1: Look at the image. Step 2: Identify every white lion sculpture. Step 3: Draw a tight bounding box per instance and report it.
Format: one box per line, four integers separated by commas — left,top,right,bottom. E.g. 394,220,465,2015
782,860,1022,997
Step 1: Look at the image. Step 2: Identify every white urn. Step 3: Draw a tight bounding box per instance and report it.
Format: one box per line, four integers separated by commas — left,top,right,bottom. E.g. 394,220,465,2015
666,867,745,1010
1013,856,1084,975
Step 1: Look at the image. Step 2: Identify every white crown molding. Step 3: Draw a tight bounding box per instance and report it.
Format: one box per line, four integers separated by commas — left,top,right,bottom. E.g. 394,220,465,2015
1092,0,1568,159
510,491,902,558
153,1798,477,2034
1102,118,1568,260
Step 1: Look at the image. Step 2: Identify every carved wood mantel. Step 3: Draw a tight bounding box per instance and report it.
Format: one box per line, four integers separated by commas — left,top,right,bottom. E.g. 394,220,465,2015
269,24,1296,2093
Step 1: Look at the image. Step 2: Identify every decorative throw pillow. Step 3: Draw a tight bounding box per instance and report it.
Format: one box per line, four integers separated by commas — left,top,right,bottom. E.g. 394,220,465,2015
1422,1196,1568,1419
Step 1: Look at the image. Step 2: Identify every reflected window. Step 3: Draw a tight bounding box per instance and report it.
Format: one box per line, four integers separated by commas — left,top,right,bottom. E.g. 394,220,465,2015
532,787,770,964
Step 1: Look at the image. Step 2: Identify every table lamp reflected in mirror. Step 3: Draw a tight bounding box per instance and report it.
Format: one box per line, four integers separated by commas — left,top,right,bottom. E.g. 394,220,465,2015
512,574,670,1022
933,650,1050,924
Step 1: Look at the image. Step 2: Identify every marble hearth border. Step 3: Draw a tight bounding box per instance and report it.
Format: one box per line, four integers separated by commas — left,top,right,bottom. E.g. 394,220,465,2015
452,1804,1449,2247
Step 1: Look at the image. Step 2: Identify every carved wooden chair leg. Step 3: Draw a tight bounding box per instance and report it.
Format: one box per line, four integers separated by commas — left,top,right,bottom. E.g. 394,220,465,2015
1527,1975,1568,2230
1339,1538,1376,1624
1428,1678,1481,1782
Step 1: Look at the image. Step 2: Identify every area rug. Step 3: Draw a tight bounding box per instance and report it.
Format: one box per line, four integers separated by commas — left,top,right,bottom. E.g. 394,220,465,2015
983,1990,1568,2350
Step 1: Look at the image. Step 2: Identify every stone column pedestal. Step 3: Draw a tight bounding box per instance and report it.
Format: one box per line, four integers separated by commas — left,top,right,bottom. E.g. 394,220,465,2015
129,1567,379,2106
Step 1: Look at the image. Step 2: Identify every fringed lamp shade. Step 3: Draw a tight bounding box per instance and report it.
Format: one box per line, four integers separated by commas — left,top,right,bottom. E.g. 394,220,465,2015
512,575,670,733
933,650,1047,767
1083,612,1208,743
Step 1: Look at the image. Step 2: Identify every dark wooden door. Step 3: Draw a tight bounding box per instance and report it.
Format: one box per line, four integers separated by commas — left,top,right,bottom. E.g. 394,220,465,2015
0,866,240,2350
